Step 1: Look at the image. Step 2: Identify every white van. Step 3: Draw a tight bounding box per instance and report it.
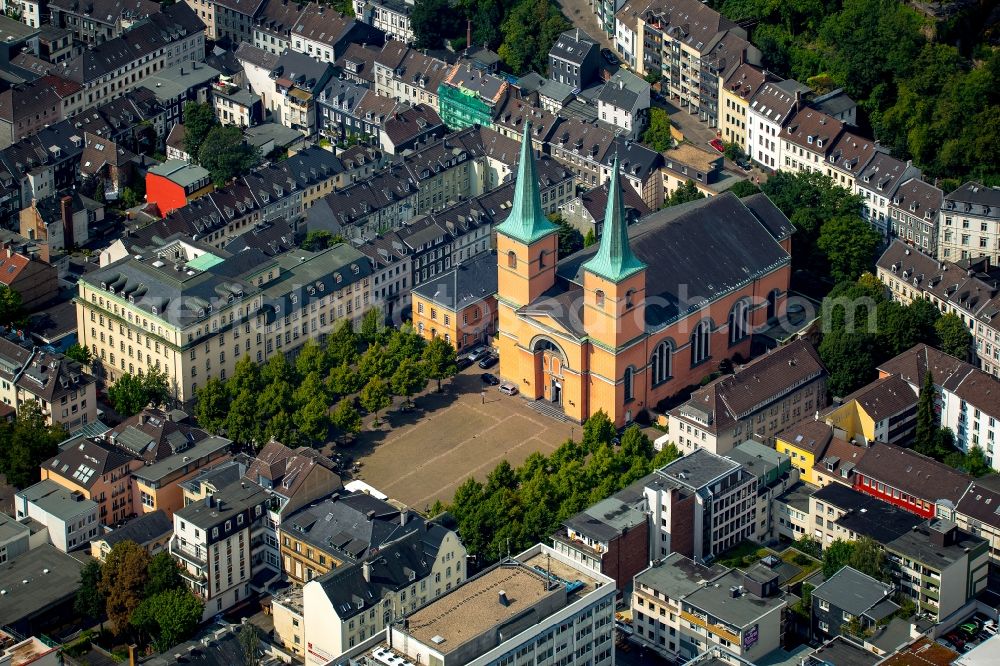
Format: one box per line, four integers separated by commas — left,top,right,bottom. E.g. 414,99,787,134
499,382,519,396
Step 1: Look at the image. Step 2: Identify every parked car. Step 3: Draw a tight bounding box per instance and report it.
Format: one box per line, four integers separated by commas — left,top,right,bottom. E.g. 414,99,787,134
709,138,725,153
478,354,499,369
601,48,619,65
736,158,752,171
481,373,500,385
456,356,474,370
499,382,519,396
467,345,488,362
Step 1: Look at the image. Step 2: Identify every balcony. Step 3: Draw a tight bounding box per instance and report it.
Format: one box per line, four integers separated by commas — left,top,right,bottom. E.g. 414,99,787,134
552,531,604,559
170,537,207,568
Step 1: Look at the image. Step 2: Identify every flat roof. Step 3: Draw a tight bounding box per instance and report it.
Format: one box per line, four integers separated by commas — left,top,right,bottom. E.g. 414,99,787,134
405,550,599,655
0,545,85,627
684,570,786,628
17,479,97,519
148,160,211,188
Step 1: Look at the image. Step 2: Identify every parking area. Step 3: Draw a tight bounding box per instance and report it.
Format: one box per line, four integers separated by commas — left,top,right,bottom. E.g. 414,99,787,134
937,611,997,653
349,365,576,511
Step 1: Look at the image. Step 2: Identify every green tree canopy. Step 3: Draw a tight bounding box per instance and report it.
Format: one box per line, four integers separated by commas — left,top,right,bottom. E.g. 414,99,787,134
665,180,705,207
360,307,384,343
391,357,427,406
913,371,937,457
0,285,22,326
145,551,184,597
728,180,761,197
0,400,66,488
818,330,877,397
642,108,674,152
108,369,169,417
182,102,217,159
411,0,463,49
548,214,584,256
301,230,345,251
816,215,881,284
74,559,105,621
935,313,972,360
360,376,391,426
198,125,261,186
331,398,362,443
131,588,203,652
65,343,92,366
423,336,458,392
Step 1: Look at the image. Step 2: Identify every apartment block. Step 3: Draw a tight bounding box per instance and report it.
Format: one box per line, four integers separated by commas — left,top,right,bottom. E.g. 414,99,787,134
170,480,272,619
668,339,826,455
810,567,897,642
939,181,1000,265
631,553,786,663
644,448,758,562
14,479,99,552
0,338,97,431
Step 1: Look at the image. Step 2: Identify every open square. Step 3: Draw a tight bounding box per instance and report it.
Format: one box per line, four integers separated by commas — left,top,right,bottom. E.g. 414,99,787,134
350,370,576,510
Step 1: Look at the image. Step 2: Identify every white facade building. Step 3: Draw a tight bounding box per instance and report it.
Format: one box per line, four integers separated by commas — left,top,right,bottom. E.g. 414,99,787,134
14,479,99,553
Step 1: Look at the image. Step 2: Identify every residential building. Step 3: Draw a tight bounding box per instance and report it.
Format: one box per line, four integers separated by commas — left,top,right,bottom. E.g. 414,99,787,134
252,0,307,54
372,40,450,111
0,339,97,431
548,28,600,90
883,519,988,621
773,482,812,541
0,79,66,150
810,567,897,642
853,442,972,520
316,77,369,143
939,181,1000,265
725,440,798,543
876,241,1000,376
19,194,103,253
889,177,943,256
48,0,160,44
596,68,649,139
271,587,304,657
342,543,615,666
497,125,792,427
302,520,468,662
631,552,787,663
170,479,271,619
379,103,445,154
510,75,575,115
825,131,877,191
779,108,845,176
288,4,378,64
271,50,335,135
77,239,373,404
824,373,918,445
776,419,869,488
644,448,758,561
546,116,617,190
877,344,1000,468
0,249,57,311
197,0,266,43
14,479,99,552
659,142,730,204
235,44,281,112
437,63,508,131
598,137,664,210
746,79,807,171
211,81,262,128
855,153,920,240
90,509,172,560
559,178,651,239
410,251,498,352
668,340,827,455
718,63,775,151
550,474,650,594
40,438,141,525
810,482,920,549
353,0,414,44
0,513,32,565
179,458,248,506
145,160,214,216
243,440,342,571
279,491,454,585
955,474,1000,566
128,435,234,518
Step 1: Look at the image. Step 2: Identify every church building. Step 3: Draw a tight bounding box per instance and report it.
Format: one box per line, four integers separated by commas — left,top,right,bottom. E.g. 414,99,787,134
496,123,795,426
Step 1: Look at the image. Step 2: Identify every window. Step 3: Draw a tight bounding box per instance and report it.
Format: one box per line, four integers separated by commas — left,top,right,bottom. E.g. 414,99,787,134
595,289,605,307
507,250,517,268
539,249,548,268
623,367,634,402
728,300,750,344
690,320,710,366
651,340,672,386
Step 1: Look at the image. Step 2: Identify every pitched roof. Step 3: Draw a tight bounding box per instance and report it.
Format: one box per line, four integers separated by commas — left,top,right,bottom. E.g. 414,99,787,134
381,104,443,147
854,442,972,506
749,80,802,125
672,340,825,434
582,155,647,282
722,62,773,102
335,42,380,84
412,251,497,310
890,177,943,220
597,68,649,111
106,408,209,462
44,439,136,490
840,374,917,422
782,108,843,154
244,440,339,500
290,4,355,48
0,252,30,286
234,43,280,71
98,509,172,547
548,27,597,65
776,418,834,455
575,179,651,225
811,566,895,617
620,0,736,54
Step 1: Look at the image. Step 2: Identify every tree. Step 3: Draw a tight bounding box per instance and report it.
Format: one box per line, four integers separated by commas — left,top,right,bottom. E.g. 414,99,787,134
296,395,332,445
818,330,877,397
331,398,362,443
0,285,22,325
183,102,217,159
145,551,183,597
198,126,261,186
360,376,391,426
360,307,384,343
225,388,261,446
74,559,105,622
848,536,889,582
821,539,855,578
411,0,462,49
641,107,673,151
965,445,991,477
0,400,66,488
423,336,458,392
816,215,881,283
65,343,93,366
913,371,937,456
582,410,616,452
108,370,169,417
301,230,345,251
238,623,261,666
549,214,583,256
195,377,229,433
100,541,151,635
583,229,597,247
391,357,427,407
665,180,705,207
121,186,142,209
728,180,761,197
935,313,972,360
131,588,203,652
498,0,570,75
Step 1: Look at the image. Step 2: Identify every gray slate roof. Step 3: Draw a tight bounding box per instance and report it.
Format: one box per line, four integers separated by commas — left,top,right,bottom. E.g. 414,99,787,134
811,566,895,617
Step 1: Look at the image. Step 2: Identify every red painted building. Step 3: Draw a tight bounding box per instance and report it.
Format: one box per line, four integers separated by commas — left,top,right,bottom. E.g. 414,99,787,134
852,442,972,519
145,160,214,216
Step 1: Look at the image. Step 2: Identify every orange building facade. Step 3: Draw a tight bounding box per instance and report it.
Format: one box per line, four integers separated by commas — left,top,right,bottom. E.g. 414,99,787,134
411,251,499,352
496,124,793,427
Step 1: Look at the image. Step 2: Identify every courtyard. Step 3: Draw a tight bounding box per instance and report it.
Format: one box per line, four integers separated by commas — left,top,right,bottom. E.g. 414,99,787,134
347,369,577,511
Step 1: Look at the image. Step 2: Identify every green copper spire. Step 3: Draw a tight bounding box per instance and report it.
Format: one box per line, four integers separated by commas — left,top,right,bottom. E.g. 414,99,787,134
495,122,558,244
583,156,646,282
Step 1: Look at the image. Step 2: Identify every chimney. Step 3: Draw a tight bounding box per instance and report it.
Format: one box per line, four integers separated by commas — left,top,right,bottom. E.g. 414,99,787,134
362,561,372,583
498,590,509,607
400,510,407,526
205,494,214,508
466,20,471,51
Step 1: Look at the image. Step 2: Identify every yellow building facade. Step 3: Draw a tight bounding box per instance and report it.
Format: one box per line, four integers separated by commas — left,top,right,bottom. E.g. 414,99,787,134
496,123,792,427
